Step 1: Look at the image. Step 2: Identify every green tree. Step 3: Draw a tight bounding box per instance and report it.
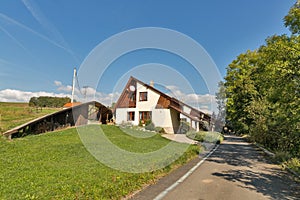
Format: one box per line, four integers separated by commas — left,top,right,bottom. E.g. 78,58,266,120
256,35,300,155
284,1,300,34
29,97,38,107
214,81,226,132
224,1,300,157
28,96,71,108
224,50,259,134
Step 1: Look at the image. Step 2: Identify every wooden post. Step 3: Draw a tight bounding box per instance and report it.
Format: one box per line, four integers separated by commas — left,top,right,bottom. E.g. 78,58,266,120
98,108,102,124
51,116,54,131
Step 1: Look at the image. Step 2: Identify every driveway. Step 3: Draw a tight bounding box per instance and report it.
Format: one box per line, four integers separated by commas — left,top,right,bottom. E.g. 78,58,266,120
161,134,198,144
132,135,300,200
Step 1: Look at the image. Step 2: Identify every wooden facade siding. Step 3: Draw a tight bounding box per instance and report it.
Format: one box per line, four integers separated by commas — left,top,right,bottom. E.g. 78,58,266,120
114,79,137,109
156,95,170,109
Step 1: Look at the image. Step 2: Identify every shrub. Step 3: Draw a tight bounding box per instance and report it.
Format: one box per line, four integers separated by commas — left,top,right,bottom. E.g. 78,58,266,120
138,119,152,127
145,119,152,126
138,120,143,126
186,131,205,142
154,127,165,133
145,122,155,131
120,121,133,128
178,121,192,134
186,131,224,144
273,151,291,163
200,121,210,131
284,157,300,175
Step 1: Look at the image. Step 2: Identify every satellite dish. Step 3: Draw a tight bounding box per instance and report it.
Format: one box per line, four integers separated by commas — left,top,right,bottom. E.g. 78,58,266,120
129,85,136,92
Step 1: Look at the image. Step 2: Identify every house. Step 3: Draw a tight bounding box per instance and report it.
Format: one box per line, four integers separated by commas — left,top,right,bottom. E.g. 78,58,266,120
114,76,211,133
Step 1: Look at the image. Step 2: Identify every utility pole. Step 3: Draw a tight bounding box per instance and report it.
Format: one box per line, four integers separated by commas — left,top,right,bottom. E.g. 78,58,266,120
83,86,89,101
71,68,76,103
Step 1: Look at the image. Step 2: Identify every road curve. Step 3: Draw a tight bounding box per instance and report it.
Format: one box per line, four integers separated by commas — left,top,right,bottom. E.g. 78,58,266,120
132,135,300,200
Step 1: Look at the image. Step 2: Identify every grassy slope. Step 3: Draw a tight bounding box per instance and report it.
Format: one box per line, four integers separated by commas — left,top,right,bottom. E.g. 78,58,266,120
0,102,58,134
0,125,199,199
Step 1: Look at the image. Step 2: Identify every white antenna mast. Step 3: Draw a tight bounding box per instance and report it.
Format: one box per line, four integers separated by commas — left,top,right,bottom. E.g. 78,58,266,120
71,67,76,103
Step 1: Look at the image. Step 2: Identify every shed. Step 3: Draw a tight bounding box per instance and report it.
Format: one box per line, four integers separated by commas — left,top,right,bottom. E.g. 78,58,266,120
3,101,112,139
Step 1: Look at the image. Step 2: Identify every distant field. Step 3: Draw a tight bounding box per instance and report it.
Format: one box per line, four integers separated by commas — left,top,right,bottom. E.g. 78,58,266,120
0,125,200,199
0,102,59,134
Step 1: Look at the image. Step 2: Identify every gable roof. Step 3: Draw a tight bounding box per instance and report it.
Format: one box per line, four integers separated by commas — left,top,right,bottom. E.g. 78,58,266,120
114,76,211,122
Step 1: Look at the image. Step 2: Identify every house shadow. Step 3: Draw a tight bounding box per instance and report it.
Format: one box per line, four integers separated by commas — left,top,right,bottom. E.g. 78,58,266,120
208,136,300,199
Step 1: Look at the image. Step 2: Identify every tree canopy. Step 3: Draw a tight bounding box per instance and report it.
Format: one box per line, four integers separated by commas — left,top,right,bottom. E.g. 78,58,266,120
224,2,300,158
284,1,300,34
29,96,71,108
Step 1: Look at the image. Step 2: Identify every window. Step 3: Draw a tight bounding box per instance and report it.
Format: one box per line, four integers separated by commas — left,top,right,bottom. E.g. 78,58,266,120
127,112,135,121
139,92,148,101
129,92,136,102
139,111,151,121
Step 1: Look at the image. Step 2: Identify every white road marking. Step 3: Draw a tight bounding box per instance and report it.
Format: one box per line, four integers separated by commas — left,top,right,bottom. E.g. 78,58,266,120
154,144,220,200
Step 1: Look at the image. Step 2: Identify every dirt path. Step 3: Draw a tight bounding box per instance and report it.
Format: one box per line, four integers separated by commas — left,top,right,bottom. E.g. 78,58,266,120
132,135,300,200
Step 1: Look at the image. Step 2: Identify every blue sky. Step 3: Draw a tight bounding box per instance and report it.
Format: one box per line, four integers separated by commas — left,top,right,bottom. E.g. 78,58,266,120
0,0,295,111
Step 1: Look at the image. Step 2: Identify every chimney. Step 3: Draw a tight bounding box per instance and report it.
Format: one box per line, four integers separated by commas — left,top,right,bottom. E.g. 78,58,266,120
150,80,154,87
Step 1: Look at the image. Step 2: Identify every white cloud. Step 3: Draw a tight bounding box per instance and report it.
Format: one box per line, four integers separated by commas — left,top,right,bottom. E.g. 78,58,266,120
54,81,120,106
0,81,216,113
54,81,74,93
53,81,121,106
75,90,120,107
54,81,82,94
0,88,119,107
165,85,217,114
166,85,214,103
54,80,62,86
81,87,96,96
57,85,73,92
0,89,70,102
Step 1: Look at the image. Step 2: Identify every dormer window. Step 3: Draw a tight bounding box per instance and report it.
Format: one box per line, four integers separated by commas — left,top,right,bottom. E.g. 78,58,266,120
139,92,148,101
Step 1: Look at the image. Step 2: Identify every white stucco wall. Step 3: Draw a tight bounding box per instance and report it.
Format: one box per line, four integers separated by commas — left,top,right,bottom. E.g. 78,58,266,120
115,81,180,133
116,83,161,126
182,105,191,114
136,82,160,111
152,109,172,128
115,108,127,125
116,108,140,126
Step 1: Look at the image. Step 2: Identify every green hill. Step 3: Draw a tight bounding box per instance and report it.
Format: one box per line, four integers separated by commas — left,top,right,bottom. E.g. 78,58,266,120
0,102,58,134
0,125,199,199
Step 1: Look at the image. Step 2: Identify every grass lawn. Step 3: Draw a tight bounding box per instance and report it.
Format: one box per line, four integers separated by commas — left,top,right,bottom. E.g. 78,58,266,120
0,102,58,134
0,125,200,199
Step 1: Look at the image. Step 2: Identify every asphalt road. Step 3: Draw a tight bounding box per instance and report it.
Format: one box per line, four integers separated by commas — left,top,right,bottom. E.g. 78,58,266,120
132,135,300,200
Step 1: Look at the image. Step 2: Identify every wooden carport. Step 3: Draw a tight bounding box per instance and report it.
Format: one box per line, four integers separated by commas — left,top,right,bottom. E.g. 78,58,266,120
3,101,112,139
